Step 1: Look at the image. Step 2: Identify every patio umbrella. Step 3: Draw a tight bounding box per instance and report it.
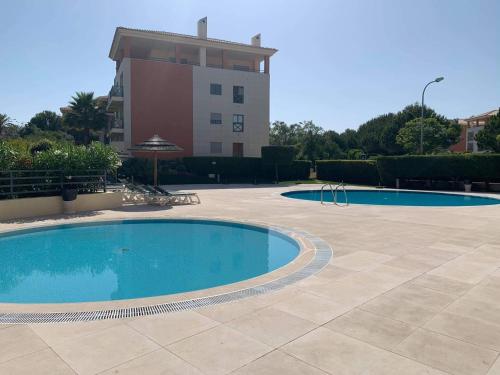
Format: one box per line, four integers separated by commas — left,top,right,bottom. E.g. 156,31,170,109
129,134,183,186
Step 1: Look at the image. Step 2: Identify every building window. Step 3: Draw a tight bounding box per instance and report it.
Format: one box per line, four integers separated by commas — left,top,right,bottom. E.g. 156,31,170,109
233,86,244,103
210,112,222,125
210,83,222,95
210,142,222,154
233,143,244,157
233,114,244,132
110,133,124,142
180,58,188,64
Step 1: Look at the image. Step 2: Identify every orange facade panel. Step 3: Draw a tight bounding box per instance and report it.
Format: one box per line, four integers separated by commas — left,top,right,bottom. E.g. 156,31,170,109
130,59,193,158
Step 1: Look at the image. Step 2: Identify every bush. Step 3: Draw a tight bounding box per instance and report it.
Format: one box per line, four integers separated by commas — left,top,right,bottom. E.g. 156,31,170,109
263,160,311,181
0,139,120,174
316,160,379,185
377,154,500,186
31,142,120,173
119,157,311,184
261,146,296,182
29,139,54,155
184,157,262,180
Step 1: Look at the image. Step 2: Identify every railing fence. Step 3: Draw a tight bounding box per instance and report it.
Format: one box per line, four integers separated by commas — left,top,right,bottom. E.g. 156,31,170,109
0,169,107,200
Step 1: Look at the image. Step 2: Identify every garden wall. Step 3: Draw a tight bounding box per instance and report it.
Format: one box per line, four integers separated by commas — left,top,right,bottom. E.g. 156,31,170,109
0,191,122,221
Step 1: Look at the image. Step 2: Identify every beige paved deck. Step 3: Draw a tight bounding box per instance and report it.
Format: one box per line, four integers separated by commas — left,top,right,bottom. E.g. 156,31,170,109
0,184,499,374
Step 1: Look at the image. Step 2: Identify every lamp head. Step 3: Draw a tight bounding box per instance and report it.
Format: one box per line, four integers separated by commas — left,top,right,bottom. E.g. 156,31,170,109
435,77,444,82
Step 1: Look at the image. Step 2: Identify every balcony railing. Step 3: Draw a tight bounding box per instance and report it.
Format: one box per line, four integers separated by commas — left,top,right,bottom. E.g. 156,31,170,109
109,85,123,98
107,86,124,111
112,119,124,129
130,56,264,73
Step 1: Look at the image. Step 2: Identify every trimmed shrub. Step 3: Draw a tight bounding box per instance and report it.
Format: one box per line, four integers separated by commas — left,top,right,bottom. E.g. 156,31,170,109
263,160,311,181
184,157,262,180
120,156,311,184
261,146,295,182
377,154,500,186
316,160,379,185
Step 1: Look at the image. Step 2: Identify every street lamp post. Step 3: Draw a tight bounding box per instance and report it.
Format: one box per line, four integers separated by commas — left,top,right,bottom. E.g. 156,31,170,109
420,77,444,154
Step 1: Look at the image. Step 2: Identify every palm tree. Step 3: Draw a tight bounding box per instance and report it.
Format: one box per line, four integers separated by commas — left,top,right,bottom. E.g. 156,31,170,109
0,113,13,138
63,92,107,145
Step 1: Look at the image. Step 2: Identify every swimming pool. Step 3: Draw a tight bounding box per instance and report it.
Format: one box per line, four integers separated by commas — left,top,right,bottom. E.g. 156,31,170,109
282,189,500,206
0,219,300,303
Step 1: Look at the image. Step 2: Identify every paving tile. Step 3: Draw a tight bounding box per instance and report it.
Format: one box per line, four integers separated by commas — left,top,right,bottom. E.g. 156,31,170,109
332,251,393,271
282,327,394,374
167,325,271,375
306,274,393,308
30,318,125,346
424,312,500,351
314,264,357,281
0,325,48,364
99,349,203,375
272,291,352,325
382,284,456,311
428,241,471,255
396,328,498,375
467,278,500,304
227,306,317,347
428,257,498,284
325,309,415,350
360,295,438,326
196,288,301,324
196,298,269,323
127,311,218,345
410,274,474,296
446,297,500,327
384,255,438,273
361,352,449,375
232,350,327,374
0,348,75,374
51,324,160,375
487,357,500,375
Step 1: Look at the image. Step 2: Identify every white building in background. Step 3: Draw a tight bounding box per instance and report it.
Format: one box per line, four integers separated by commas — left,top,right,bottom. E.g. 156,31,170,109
106,17,277,158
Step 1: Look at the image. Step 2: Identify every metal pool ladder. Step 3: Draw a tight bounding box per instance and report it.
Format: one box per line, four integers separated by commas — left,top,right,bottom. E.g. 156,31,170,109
320,182,349,206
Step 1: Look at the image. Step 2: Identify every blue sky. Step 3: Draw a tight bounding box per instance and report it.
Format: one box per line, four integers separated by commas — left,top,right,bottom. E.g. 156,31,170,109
1,0,498,131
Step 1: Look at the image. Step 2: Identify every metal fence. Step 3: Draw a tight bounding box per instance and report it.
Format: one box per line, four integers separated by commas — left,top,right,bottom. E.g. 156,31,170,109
0,170,107,200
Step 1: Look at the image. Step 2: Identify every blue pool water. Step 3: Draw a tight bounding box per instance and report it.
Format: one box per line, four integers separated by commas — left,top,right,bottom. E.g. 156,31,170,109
282,189,500,206
0,219,299,303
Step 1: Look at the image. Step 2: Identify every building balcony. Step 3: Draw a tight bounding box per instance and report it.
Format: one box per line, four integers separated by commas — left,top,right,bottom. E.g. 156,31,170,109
110,119,124,132
106,85,124,112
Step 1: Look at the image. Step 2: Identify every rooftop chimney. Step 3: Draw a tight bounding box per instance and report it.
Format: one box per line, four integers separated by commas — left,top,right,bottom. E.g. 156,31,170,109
251,34,261,47
197,17,207,39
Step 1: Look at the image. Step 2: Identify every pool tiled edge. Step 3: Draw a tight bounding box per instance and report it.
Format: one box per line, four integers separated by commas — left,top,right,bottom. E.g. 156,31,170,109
0,222,332,324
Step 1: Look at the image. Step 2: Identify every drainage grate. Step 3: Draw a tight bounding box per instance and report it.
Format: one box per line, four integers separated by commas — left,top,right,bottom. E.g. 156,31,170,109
0,227,332,324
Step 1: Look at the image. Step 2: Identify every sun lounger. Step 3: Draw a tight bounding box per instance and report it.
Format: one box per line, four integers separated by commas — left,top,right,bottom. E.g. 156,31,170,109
153,186,200,205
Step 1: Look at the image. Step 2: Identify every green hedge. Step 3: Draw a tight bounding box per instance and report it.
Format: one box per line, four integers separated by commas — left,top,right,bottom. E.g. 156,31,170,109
120,157,311,184
316,160,379,185
377,154,500,186
184,157,311,182
183,157,262,179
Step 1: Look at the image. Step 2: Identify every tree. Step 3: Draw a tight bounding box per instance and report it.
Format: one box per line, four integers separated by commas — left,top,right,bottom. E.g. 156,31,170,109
0,113,13,138
270,121,299,146
396,117,461,154
261,145,295,183
339,129,359,150
295,121,324,161
63,92,107,145
323,130,346,159
24,111,62,134
476,112,500,152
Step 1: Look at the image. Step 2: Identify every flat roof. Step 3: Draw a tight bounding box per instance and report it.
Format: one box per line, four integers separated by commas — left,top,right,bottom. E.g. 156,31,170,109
109,27,278,61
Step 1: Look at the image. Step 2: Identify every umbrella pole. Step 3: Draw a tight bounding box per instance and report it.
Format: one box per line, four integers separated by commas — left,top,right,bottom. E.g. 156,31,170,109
154,151,158,187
